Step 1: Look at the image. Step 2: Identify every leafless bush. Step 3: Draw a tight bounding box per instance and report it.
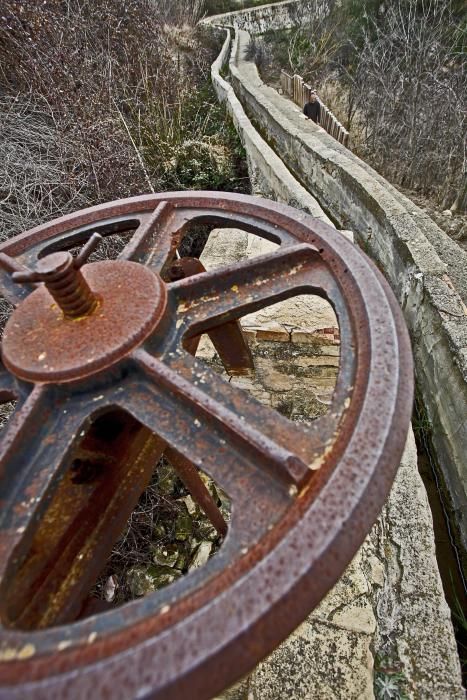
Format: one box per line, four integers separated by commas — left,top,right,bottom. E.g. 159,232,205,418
257,0,342,86
261,0,465,210
150,0,206,26
0,96,90,241
0,1,170,221
124,58,248,194
0,0,246,256
285,0,341,81
348,0,466,208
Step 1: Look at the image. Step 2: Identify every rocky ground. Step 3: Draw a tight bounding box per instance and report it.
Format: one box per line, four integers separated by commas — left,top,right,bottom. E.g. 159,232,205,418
401,188,467,252
92,457,231,604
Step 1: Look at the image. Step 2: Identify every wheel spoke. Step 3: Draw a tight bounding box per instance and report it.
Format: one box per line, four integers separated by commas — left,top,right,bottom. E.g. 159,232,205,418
164,446,228,538
119,200,175,270
119,200,214,275
133,348,314,488
0,386,73,572
161,242,355,460
0,264,33,306
164,257,255,376
116,353,294,546
0,384,165,630
0,359,20,403
0,385,56,495
169,243,327,336
0,386,96,629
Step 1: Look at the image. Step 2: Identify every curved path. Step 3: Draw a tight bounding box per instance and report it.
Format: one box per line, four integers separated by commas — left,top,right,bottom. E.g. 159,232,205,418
203,5,467,559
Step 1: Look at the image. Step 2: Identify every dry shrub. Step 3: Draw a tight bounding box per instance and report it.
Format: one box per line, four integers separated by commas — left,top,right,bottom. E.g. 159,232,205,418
349,0,466,209
0,96,90,242
151,0,206,26
0,0,169,235
0,0,245,246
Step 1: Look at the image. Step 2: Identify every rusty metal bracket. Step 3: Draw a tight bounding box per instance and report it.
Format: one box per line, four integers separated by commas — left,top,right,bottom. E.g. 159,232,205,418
167,256,254,375
0,192,413,699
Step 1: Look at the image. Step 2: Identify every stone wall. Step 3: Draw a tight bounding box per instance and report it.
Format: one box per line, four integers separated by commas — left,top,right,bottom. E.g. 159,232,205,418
227,27,467,560
203,0,325,35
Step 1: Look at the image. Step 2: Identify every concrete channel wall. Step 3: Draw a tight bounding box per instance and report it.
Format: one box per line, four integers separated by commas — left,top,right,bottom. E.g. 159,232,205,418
211,29,333,223
205,231,464,700
205,14,464,698
227,27,467,561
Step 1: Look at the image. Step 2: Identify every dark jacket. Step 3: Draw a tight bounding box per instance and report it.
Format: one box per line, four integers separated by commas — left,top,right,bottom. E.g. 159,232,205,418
304,100,321,123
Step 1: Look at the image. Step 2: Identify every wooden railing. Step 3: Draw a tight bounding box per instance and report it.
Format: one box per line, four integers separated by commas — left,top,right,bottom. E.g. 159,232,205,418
280,70,349,148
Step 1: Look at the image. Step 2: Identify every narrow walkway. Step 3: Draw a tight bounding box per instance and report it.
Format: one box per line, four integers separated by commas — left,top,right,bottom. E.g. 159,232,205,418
207,11,465,699
238,29,467,306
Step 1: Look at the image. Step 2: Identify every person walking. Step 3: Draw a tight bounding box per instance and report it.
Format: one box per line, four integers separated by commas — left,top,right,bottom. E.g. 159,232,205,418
304,91,321,124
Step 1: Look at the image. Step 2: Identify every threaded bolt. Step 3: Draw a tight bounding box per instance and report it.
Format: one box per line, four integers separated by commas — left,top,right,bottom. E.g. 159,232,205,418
34,251,98,318
2,233,103,319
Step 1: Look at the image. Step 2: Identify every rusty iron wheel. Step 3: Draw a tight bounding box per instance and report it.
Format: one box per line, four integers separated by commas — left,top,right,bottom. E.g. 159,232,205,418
0,192,413,699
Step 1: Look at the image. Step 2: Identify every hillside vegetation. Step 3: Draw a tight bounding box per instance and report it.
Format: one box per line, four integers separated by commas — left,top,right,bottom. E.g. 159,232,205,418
253,0,466,214
0,0,249,243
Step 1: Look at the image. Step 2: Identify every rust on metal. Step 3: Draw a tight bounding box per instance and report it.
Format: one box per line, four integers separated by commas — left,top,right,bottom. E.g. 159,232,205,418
167,256,254,376
0,192,414,700
2,232,103,319
15,250,98,319
164,446,228,538
1,260,168,383
2,409,166,631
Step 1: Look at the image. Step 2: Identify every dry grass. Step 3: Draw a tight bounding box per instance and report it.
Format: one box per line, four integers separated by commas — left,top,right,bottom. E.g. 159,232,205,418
0,96,90,243
0,0,246,247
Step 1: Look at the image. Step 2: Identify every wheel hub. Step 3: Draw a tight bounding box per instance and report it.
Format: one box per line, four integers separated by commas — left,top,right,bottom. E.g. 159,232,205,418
2,260,167,383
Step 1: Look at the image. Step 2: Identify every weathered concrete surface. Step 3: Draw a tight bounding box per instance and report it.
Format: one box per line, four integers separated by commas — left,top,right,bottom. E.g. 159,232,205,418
199,229,340,407
371,432,463,699
201,229,463,700
242,432,463,700
211,29,332,223
228,27,467,563
202,0,323,35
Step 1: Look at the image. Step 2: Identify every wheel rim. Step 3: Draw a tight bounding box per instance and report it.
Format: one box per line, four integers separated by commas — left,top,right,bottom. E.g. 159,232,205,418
0,192,413,699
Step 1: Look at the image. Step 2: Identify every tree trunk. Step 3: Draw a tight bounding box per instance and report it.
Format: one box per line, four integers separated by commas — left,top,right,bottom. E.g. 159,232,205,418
450,171,467,214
